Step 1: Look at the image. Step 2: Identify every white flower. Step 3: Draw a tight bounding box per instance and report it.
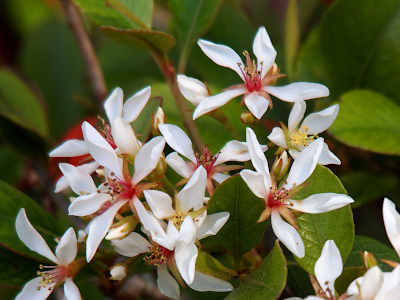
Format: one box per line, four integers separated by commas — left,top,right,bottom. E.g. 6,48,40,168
159,123,266,194
268,99,340,165
193,27,329,120
240,128,353,258
177,75,210,106
383,198,400,258
15,209,81,300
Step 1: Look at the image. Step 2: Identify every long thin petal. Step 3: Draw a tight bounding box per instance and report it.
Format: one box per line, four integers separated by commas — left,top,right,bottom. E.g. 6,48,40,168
193,88,246,120
144,190,175,219
68,193,112,216
159,124,196,163
359,266,384,299
55,161,99,193
178,166,207,214
122,86,151,123
288,100,306,133
318,143,341,165
86,200,127,262
179,216,197,245
49,140,88,157
55,228,77,265
314,240,342,295
197,212,230,240
240,169,268,199
64,278,81,300
59,163,97,195
289,193,353,214
111,117,140,156
175,242,198,284
301,104,339,135
111,232,152,257
165,152,195,178
16,209,58,264
253,27,277,79
268,127,287,148
15,277,53,300
131,136,166,185
177,75,209,106
157,264,180,300
266,83,329,102
376,266,400,299
104,87,124,124
383,198,400,258
285,138,323,188
271,210,305,258
198,39,244,81
216,140,267,165
189,271,233,292
244,92,269,119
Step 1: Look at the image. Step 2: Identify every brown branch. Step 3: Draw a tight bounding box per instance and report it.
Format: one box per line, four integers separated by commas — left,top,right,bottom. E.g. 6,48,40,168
60,0,108,104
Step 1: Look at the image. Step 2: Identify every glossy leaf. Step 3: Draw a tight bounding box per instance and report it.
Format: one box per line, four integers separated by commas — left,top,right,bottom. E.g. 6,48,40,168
286,256,314,298
196,248,237,281
224,241,287,300
0,69,48,139
293,165,355,274
335,266,365,295
330,90,400,155
106,0,153,29
0,181,64,262
101,26,176,55
207,175,267,267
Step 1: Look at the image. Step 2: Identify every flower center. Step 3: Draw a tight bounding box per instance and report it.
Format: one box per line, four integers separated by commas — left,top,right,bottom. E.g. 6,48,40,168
97,117,117,149
238,51,263,92
267,187,289,208
171,212,185,230
36,264,69,291
144,246,173,267
194,145,219,175
288,126,318,149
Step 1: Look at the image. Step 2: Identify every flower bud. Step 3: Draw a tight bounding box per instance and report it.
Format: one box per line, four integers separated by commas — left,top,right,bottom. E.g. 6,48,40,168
112,117,141,157
272,151,290,182
110,264,128,281
151,107,166,137
152,154,167,182
77,230,88,243
240,111,258,126
177,75,210,106
105,216,138,240
362,251,378,269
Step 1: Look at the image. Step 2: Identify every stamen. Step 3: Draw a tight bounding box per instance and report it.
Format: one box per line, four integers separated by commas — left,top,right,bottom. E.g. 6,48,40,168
289,126,318,148
144,246,172,267
35,264,68,292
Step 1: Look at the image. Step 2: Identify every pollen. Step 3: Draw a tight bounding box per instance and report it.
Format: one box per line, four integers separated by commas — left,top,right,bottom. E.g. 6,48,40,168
171,212,185,230
36,264,68,291
289,126,318,148
144,246,172,267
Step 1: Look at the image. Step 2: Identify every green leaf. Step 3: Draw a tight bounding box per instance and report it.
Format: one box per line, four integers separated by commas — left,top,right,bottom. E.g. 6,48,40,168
284,0,300,80
196,248,237,281
0,69,48,139
100,26,176,55
224,241,287,300
293,165,355,274
106,0,153,29
207,175,267,268
286,256,314,298
0,181,64,262
335,266,364,295
169,0,223,72
330,90,400,155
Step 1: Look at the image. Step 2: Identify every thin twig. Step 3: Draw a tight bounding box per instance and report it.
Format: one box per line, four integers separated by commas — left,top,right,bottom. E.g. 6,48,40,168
60,0,108,105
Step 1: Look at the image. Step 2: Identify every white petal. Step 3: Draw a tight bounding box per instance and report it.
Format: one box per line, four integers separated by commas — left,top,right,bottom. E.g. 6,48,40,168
383,198,400,258
121,86,151,123
157,264,180,300
197,212,230,240
288,100,306,133
82,122,123,179
314,240,342,295
177,75,209,106
15,277,53,300
16,208,58,264
240,169,268,199
376,266,400,299
49,139,88,157
104,87,124,124
55,161,99,193
158,124,196,163
212,173,230,183
59,163,97,195
268,127,288,148
266,83,330,102
289,193,353,214
216,140,267,165
178,166,207,214
55,228,77,265
198,39,245,81
244,92,269,119
360,266,384,299
131,136,165,185
165,152,195,178
318,143,341,165
179,216,197,245
64,278,81,300
246,127,272,188
189,271,233,292
253,27,277,79
111,117,140,156
144,190,175,219
86,200,127,262
301,104,339,135
271,210,305,258
193,88,246,120
111,232,152,257
175,242,198,284
285,138,323,188
68,193,112,216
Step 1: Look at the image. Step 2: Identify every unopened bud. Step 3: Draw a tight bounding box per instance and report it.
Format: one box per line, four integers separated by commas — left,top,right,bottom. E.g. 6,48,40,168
362,251,378,269
151,107,166,137
177,75,210,106
110,264,128,281
152,154,167,182
240,111,259,126
272,151,290,182
78,230,88,243
105,216,138,240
